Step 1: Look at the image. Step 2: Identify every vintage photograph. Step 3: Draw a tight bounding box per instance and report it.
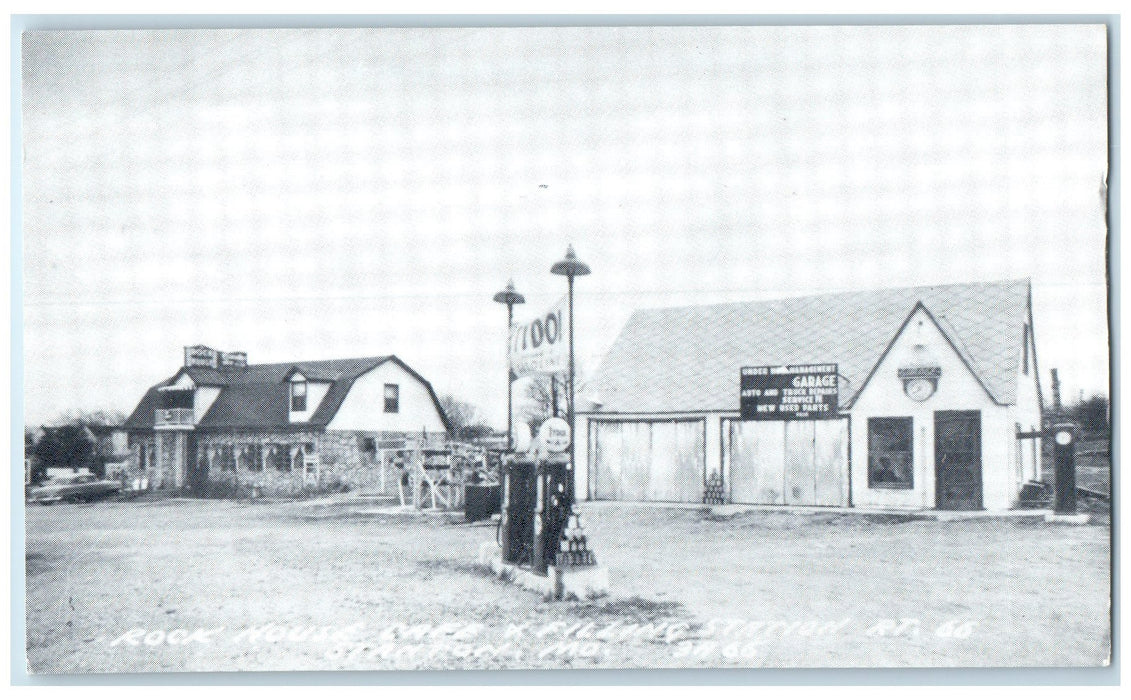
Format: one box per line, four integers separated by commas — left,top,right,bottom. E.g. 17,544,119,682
19,22,1111,674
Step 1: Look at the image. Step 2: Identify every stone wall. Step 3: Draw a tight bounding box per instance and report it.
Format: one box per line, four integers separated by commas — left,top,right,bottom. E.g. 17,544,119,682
128,428,442,497
193,429,322,497
317,429,439,495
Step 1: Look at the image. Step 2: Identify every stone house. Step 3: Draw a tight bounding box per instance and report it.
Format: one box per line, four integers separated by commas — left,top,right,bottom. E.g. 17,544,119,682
124,346,451,495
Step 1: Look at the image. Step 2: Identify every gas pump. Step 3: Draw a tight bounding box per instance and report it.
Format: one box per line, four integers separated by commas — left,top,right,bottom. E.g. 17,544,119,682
1051,423,1078,514
500,455,536,565
499,418,596,575
1016,421,1080,514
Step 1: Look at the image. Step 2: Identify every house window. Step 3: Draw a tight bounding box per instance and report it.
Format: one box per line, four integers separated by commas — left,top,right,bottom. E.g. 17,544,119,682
868,417,914,489
218,445,235,472
361,437,377,454
246,444,263,472
271,444,291,472
291,380,307,412
384,384,399,413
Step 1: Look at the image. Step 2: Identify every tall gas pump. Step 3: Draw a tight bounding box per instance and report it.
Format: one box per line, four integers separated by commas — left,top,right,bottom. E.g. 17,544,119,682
499,418,595,574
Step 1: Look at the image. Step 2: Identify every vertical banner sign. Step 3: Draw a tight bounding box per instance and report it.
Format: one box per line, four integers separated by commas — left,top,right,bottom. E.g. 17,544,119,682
509,296,568,378
740,364,840,420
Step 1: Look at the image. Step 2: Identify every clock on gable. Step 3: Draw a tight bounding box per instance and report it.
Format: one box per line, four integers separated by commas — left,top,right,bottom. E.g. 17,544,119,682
897,366,941,401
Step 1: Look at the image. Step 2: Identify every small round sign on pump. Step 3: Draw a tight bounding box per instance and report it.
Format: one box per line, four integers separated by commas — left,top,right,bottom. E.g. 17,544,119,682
538,417,571,453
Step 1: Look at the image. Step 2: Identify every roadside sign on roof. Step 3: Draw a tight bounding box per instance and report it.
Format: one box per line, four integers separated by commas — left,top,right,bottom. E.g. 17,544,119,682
184,345,218,368
219,351,248,367
509,296,568,379
740,364,840,420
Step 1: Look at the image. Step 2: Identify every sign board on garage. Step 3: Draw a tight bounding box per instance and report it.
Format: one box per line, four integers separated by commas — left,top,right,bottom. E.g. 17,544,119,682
740,364,840,420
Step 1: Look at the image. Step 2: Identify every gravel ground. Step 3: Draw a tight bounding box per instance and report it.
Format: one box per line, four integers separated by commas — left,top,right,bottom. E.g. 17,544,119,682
24,497,1111,674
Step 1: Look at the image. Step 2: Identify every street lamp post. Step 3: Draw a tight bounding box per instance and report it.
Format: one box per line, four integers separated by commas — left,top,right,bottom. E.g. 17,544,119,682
550,245,590,507
493,280,525,451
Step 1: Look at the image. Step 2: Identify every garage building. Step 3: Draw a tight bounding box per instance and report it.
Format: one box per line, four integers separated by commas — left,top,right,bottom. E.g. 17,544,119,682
576,279,1044,511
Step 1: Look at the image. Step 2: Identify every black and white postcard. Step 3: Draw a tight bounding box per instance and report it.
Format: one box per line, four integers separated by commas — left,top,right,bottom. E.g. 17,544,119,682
18,21,1113,675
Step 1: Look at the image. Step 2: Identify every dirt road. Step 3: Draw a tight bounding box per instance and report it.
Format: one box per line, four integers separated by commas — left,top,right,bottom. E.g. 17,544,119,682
24,498,1111,673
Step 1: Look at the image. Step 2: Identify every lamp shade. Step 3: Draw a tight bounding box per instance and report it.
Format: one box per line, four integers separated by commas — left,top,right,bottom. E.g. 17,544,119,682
550,245,591,277
493,279,526,305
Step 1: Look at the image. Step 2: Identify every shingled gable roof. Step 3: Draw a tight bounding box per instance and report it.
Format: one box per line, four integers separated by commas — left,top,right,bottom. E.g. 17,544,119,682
584,279,1032,414
125,355,452,432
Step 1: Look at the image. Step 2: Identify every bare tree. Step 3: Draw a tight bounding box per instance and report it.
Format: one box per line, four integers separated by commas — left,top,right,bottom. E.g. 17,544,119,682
520,372,569,437
45,409,127,428
517,355,596,437
1070,393,1110,434
437,394,493,441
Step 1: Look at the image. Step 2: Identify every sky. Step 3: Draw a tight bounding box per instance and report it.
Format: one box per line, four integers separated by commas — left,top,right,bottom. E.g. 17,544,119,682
19,24,1110,429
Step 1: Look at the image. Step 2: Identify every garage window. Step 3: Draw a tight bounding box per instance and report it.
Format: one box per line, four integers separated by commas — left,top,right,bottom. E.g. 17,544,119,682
868,417,914,489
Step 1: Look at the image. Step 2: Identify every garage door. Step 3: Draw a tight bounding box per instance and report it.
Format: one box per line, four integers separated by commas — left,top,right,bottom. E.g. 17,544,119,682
591,420,705,502
723,418,849,506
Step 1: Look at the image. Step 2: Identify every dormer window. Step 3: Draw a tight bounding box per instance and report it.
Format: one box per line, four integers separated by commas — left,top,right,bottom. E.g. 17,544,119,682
291,379,307,412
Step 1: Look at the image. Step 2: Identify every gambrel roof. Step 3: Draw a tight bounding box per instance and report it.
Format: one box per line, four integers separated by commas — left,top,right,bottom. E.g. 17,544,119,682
125,355,451,432
584,279,1033,414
